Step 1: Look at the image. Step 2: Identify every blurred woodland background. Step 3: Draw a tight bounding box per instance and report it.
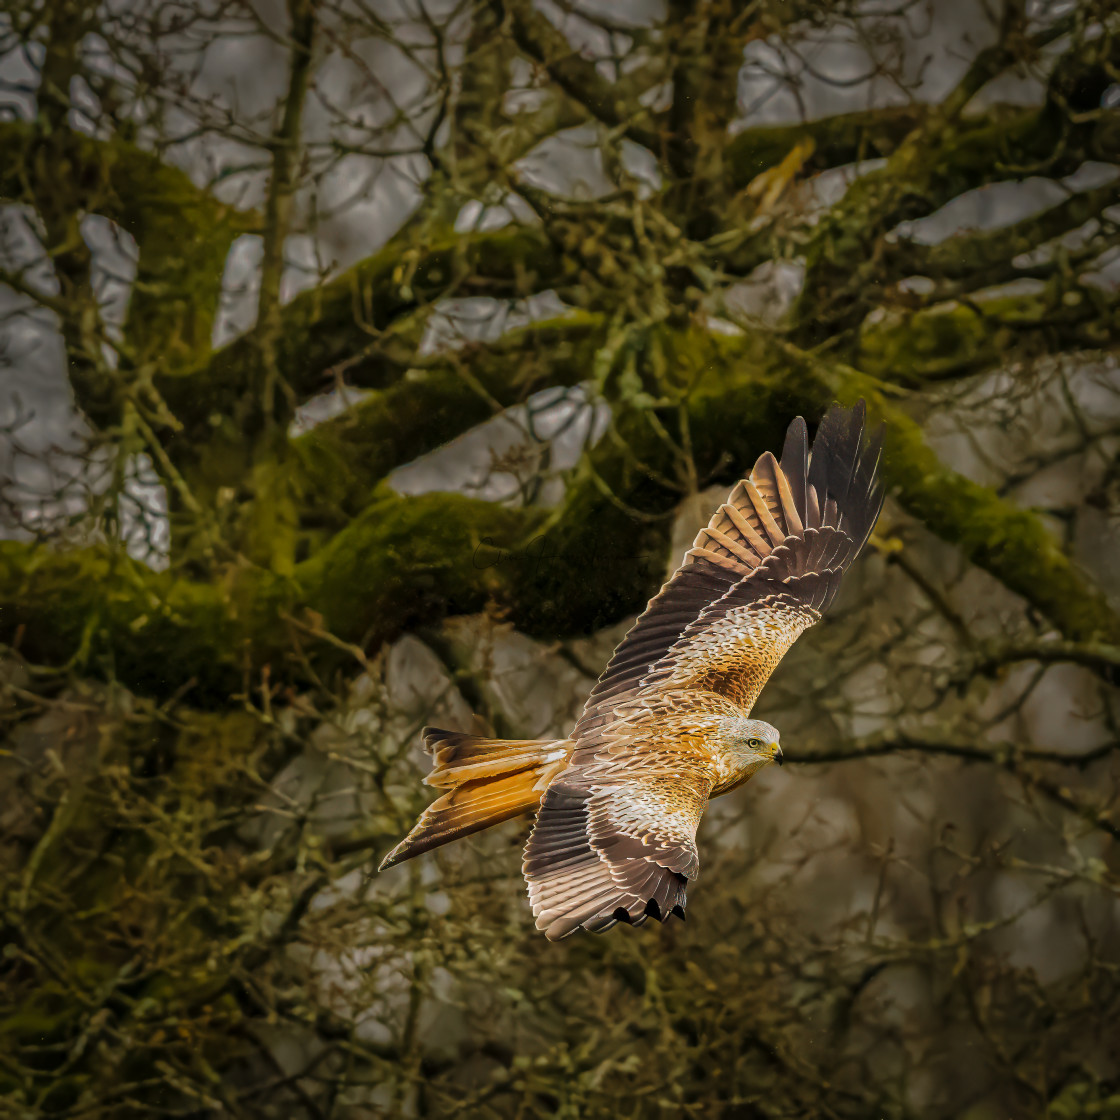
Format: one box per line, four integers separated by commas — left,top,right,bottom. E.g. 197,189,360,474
1,0,1120,1116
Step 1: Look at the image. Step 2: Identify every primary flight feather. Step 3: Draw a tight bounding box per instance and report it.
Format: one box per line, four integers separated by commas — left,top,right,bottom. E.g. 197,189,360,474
380,402,885,939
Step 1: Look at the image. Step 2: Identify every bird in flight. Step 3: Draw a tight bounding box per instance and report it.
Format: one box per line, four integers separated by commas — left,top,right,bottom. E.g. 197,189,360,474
380,402,884,939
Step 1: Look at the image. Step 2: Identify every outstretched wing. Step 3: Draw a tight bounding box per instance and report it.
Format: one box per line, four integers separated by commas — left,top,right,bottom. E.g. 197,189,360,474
523,403,884,938
571,401,884,743
523,725,713,940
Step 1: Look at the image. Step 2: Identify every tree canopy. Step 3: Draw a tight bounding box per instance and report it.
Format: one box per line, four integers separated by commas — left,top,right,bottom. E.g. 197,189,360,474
1,1,1119,1117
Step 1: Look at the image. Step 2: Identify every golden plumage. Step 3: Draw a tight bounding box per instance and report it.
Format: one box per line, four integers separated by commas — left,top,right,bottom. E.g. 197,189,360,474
380,403,884,939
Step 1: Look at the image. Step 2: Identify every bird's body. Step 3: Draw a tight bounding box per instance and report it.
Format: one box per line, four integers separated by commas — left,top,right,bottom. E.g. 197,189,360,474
380,402,884,939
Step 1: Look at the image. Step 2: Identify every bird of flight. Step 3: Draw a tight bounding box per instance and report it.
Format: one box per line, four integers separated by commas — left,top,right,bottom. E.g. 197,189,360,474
381,402,884,940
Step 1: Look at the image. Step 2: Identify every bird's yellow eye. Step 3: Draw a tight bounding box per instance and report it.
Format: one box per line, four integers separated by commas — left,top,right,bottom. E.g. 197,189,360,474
747,737,762,749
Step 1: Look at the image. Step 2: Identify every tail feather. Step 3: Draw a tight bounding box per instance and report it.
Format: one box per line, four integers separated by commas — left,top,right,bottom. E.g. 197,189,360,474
378,728,572,871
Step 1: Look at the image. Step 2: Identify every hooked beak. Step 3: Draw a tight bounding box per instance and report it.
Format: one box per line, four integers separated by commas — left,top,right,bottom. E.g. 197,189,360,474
772,743,783,766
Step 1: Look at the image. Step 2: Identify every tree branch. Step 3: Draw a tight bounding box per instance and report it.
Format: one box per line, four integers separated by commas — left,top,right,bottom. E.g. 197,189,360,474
0,122,252,420
793,19,1115,338
288,312,607,534
501,0,661,153
155,223,565,449
857,283,1120,382
965,638,1120,684
238,0,318,574
887,180,1120,285
769,338,1120,645
724,106,929,193
6,323,1118,701
789,733,1120,841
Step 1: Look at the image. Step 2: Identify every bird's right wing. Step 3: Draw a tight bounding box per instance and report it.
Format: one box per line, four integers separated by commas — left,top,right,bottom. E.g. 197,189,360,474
571,402,884,744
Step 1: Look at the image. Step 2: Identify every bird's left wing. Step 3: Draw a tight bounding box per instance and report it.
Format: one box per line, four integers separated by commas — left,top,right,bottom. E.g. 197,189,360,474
523,725,713,940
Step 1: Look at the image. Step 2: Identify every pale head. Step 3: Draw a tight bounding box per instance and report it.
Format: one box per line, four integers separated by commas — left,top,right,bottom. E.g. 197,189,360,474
717,717,783,766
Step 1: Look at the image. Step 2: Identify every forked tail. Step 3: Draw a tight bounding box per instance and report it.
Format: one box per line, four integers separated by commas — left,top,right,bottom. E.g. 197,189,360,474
378,728,573,870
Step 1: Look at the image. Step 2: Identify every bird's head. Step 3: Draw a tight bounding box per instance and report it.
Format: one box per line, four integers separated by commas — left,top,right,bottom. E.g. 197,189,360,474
717,717,783,766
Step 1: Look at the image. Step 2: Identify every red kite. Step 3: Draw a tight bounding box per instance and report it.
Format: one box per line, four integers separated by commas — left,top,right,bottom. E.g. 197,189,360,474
381,403,884,939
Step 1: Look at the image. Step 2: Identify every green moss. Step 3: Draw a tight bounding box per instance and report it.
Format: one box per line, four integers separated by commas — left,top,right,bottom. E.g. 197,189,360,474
0,540,283,702
859,301,1006,379
858,287,1119,381
289,312,607,529
1047,1081,1120,1119
295,485,542,645
724,104,926,189
794,105,1070,334
108,146,248,368
833,370,1120,644
0,120,252,401
157,224,568,447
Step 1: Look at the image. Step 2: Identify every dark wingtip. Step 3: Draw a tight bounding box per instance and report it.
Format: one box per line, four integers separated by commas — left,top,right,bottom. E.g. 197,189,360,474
377,845,404,872
780,415,810,525
671,903,686,921
419,726,448,753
